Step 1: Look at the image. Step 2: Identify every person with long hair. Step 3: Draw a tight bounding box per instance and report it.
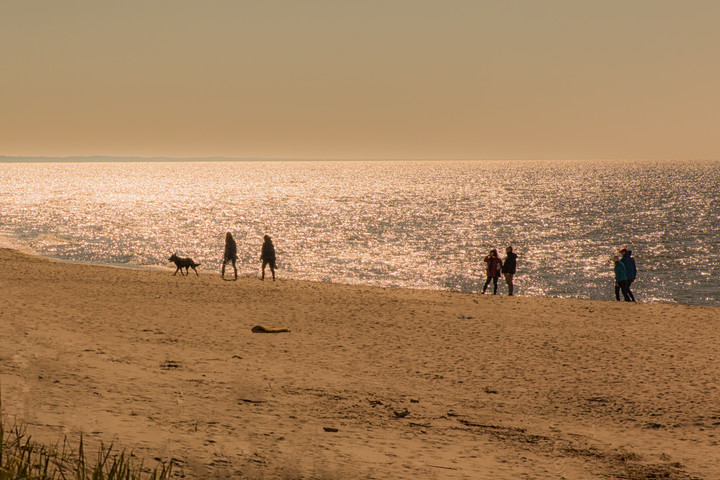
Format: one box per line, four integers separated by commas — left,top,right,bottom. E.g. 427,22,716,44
221,231,238,280
482,248,503,294
613,255,632,301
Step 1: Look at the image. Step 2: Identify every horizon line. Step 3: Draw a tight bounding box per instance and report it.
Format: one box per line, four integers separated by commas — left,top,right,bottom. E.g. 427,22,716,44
1,155,716,163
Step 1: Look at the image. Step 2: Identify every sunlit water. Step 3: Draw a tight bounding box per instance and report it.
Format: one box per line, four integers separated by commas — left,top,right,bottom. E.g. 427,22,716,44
1,159,718,305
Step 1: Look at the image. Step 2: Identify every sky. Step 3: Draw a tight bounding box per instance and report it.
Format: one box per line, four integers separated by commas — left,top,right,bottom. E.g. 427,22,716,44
2,1,719,160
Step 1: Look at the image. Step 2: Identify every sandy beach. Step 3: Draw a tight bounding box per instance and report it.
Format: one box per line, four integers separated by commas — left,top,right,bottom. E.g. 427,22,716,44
1,247,719,479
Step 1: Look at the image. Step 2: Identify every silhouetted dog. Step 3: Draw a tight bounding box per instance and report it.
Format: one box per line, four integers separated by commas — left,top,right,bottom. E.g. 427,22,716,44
168,253,201,276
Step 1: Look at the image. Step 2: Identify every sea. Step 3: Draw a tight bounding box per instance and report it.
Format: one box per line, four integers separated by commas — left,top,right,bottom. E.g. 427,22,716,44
1,159,718,305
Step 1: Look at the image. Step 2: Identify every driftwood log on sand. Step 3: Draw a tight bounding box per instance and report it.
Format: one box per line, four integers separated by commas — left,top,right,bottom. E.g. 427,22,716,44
251,325,290,333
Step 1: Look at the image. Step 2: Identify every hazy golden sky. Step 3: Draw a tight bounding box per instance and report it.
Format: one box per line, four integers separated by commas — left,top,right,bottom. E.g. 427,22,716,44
2,1,719,160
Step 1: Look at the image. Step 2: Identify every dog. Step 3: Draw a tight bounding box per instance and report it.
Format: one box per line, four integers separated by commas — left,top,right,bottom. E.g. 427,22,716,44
168,253,201,276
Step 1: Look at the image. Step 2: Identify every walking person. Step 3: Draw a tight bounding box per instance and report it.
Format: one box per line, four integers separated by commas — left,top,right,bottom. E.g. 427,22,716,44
482,249,503,294
221,231,238,280
613,255,631,302
260,235,277,281
619,248,637,302
501,246,518,296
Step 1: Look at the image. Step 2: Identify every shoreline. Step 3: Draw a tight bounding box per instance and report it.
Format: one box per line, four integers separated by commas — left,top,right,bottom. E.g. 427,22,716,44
0,239,708,307
2,247,720,479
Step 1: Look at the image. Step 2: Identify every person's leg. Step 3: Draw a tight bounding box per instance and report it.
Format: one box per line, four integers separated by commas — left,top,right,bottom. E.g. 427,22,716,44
615,283,621,301
270,263,276,281
261,260,267,280
620,281,631,302
232,259,237,280
482,277,492,293
221,258,226,277
504,274,514,296
492,277,498,294
627,279,635,302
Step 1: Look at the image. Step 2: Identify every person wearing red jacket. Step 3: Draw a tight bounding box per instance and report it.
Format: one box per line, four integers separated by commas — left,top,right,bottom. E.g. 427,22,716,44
482,248,503,295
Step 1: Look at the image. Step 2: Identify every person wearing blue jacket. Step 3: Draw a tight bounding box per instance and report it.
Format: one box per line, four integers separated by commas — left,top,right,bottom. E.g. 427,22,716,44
613,255,631,302
620,248,637,302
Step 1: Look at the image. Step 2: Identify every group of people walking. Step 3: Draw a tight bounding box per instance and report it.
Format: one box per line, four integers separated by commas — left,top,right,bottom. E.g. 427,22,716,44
482,246,518,295
218,234,637,302
221,232,277,281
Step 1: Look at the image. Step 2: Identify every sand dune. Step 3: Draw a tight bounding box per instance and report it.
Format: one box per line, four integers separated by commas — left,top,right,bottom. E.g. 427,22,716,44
1,248,719,479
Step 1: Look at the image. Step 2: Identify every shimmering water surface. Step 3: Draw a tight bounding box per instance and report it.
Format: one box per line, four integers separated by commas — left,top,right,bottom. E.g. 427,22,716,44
1,160,718,305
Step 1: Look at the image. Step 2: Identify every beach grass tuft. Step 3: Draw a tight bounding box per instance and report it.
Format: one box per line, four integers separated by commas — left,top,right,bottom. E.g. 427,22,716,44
1,421,173,480
1,382,172,480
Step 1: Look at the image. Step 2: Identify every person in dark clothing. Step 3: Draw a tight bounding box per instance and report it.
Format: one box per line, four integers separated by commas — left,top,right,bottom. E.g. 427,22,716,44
482,249,503,294
221,231,238,280
260,235,277,281
619,248,637,302
501,246,518,296
613,255,632,301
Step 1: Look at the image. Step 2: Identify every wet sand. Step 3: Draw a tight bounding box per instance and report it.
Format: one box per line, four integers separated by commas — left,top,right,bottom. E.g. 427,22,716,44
1,248,719,479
